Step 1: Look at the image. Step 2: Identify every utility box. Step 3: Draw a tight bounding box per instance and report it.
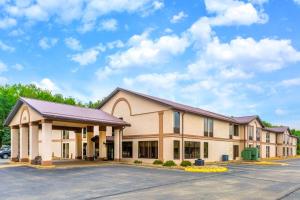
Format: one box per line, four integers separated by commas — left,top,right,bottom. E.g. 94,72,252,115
195,159,205,166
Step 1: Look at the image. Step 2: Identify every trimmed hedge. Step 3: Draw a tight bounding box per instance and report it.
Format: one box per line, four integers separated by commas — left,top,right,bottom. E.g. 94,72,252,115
153,160,163,165
163,160,177,167
180,160,192,167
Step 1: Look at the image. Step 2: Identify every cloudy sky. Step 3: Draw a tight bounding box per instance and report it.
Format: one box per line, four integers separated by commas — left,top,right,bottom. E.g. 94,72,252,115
0,0,300,128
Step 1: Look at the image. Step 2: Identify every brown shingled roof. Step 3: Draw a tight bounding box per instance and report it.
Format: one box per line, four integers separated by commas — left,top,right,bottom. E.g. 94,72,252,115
263,126,290,133
99,87,236,123
4,97,130,127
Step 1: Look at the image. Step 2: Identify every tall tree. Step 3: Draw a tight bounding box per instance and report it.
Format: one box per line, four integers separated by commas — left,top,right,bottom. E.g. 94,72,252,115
0,84,101,147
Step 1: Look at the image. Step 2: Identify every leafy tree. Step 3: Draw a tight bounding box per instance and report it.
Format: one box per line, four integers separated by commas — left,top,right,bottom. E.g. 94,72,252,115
291,129,300,155
262,120,273,128
0,84,101,147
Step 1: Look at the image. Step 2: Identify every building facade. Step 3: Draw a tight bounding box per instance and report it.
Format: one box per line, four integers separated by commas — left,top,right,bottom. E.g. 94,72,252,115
5,88,298,165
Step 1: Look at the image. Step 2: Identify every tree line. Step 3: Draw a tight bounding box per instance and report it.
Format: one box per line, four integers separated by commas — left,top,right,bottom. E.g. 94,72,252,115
0,84,102,146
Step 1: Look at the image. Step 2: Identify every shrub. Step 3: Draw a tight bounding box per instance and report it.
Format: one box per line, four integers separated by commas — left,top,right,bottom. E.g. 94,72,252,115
153,160,163,165
163,160,177,167
134,160,142,164
180,160,192,167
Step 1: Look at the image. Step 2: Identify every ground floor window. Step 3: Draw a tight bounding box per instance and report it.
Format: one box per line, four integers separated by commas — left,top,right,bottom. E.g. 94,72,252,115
283,147,285,156
204,142,208,158
287,147,289,156
233,145,239,160
62,143,69,159
266,146,270,158
138,141,158,159
184,141,200,159
122,141,133,158
173,140,180,160
257,145,260,158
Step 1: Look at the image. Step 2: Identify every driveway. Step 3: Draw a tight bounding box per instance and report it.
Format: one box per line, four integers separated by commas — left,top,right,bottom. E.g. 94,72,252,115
0,159,299,200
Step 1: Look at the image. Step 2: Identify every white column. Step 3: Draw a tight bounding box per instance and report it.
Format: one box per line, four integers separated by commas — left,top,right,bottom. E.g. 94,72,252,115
99,130,107,159
86,126,94,160
114,129,120,160
19,124,29,162
29,122,39,163
75,132,82,159
11,127,19,162
41,120,52,166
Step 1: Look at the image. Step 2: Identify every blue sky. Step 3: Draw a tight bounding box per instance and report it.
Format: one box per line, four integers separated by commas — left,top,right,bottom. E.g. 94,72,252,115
1,0,300,128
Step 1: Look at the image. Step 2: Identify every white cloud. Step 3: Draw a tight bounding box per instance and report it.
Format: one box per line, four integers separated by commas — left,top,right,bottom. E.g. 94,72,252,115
106,40,125,49
152,1,164,10
275,108,288,116
171,11,188,24
0,77,7,85
201,37,300,72
98,18,118,31
0,17,17,29
293,0,300,5
39,37,58,49
65,37,82,51
2,0,161,33
33,78,60,92
204,0,268,26
71,49,99,66
12,63,24,71
124,72,186,89
97,31,190,78
280,78,300,87
0,41,15,52
219,68,254,79
0,61,8,73
8,29,24,37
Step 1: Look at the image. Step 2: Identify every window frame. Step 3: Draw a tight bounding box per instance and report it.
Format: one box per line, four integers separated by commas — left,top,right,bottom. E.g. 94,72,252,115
62,130,69,140
173,140,180,160
173,111,180,134
248,126,254,140
204,118,214,137
184,141,200,159
204,142,209,158
138,141,158,159
266,132,270,143
122,141,133,158
82,128,87,139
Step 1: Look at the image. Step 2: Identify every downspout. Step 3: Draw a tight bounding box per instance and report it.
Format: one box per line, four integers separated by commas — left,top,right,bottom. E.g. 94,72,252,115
244,125,246,149
181,112,185,162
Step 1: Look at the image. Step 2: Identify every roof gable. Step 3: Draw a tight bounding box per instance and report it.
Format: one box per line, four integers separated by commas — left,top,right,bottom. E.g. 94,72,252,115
99,88,236,122
4,97,129,127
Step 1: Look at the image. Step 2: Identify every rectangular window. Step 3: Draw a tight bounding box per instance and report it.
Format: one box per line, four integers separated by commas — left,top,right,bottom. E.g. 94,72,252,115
287,147,289,156
256,128,261,141
248,126,254,140
173,140,180,160
62,143,69,159
184,141,200,159
112,127,115,136
204,142,208,158
234,125,239,136
266,132,270,143
62,130,69,139
122,142,133,158
266,146,270,158
138,141,158,159
82,128,87,138
257,145,260,158
283,147,285,156
229,124,233,139
204,118,213,137
173,111,180,133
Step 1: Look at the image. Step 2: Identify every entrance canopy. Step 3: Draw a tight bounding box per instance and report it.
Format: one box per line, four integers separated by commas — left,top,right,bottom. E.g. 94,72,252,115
4,97,130,128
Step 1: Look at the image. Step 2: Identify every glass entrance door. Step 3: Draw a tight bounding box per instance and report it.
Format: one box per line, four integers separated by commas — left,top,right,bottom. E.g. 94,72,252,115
62,143,69,159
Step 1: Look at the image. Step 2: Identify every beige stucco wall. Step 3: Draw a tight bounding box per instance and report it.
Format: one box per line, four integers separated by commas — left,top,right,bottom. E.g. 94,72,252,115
9,104,43,126
38,130,76,159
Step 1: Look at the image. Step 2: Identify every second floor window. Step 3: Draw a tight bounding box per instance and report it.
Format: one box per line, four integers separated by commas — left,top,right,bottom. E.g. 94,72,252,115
204,118,213,137
82,128,87,138
248,126,254,140
266,132,270,143
173,111,180,133
256,128,261,141
62,130,69,139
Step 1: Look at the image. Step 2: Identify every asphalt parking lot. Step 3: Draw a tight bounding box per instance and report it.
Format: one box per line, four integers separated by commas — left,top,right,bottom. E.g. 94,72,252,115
0,159,299,200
